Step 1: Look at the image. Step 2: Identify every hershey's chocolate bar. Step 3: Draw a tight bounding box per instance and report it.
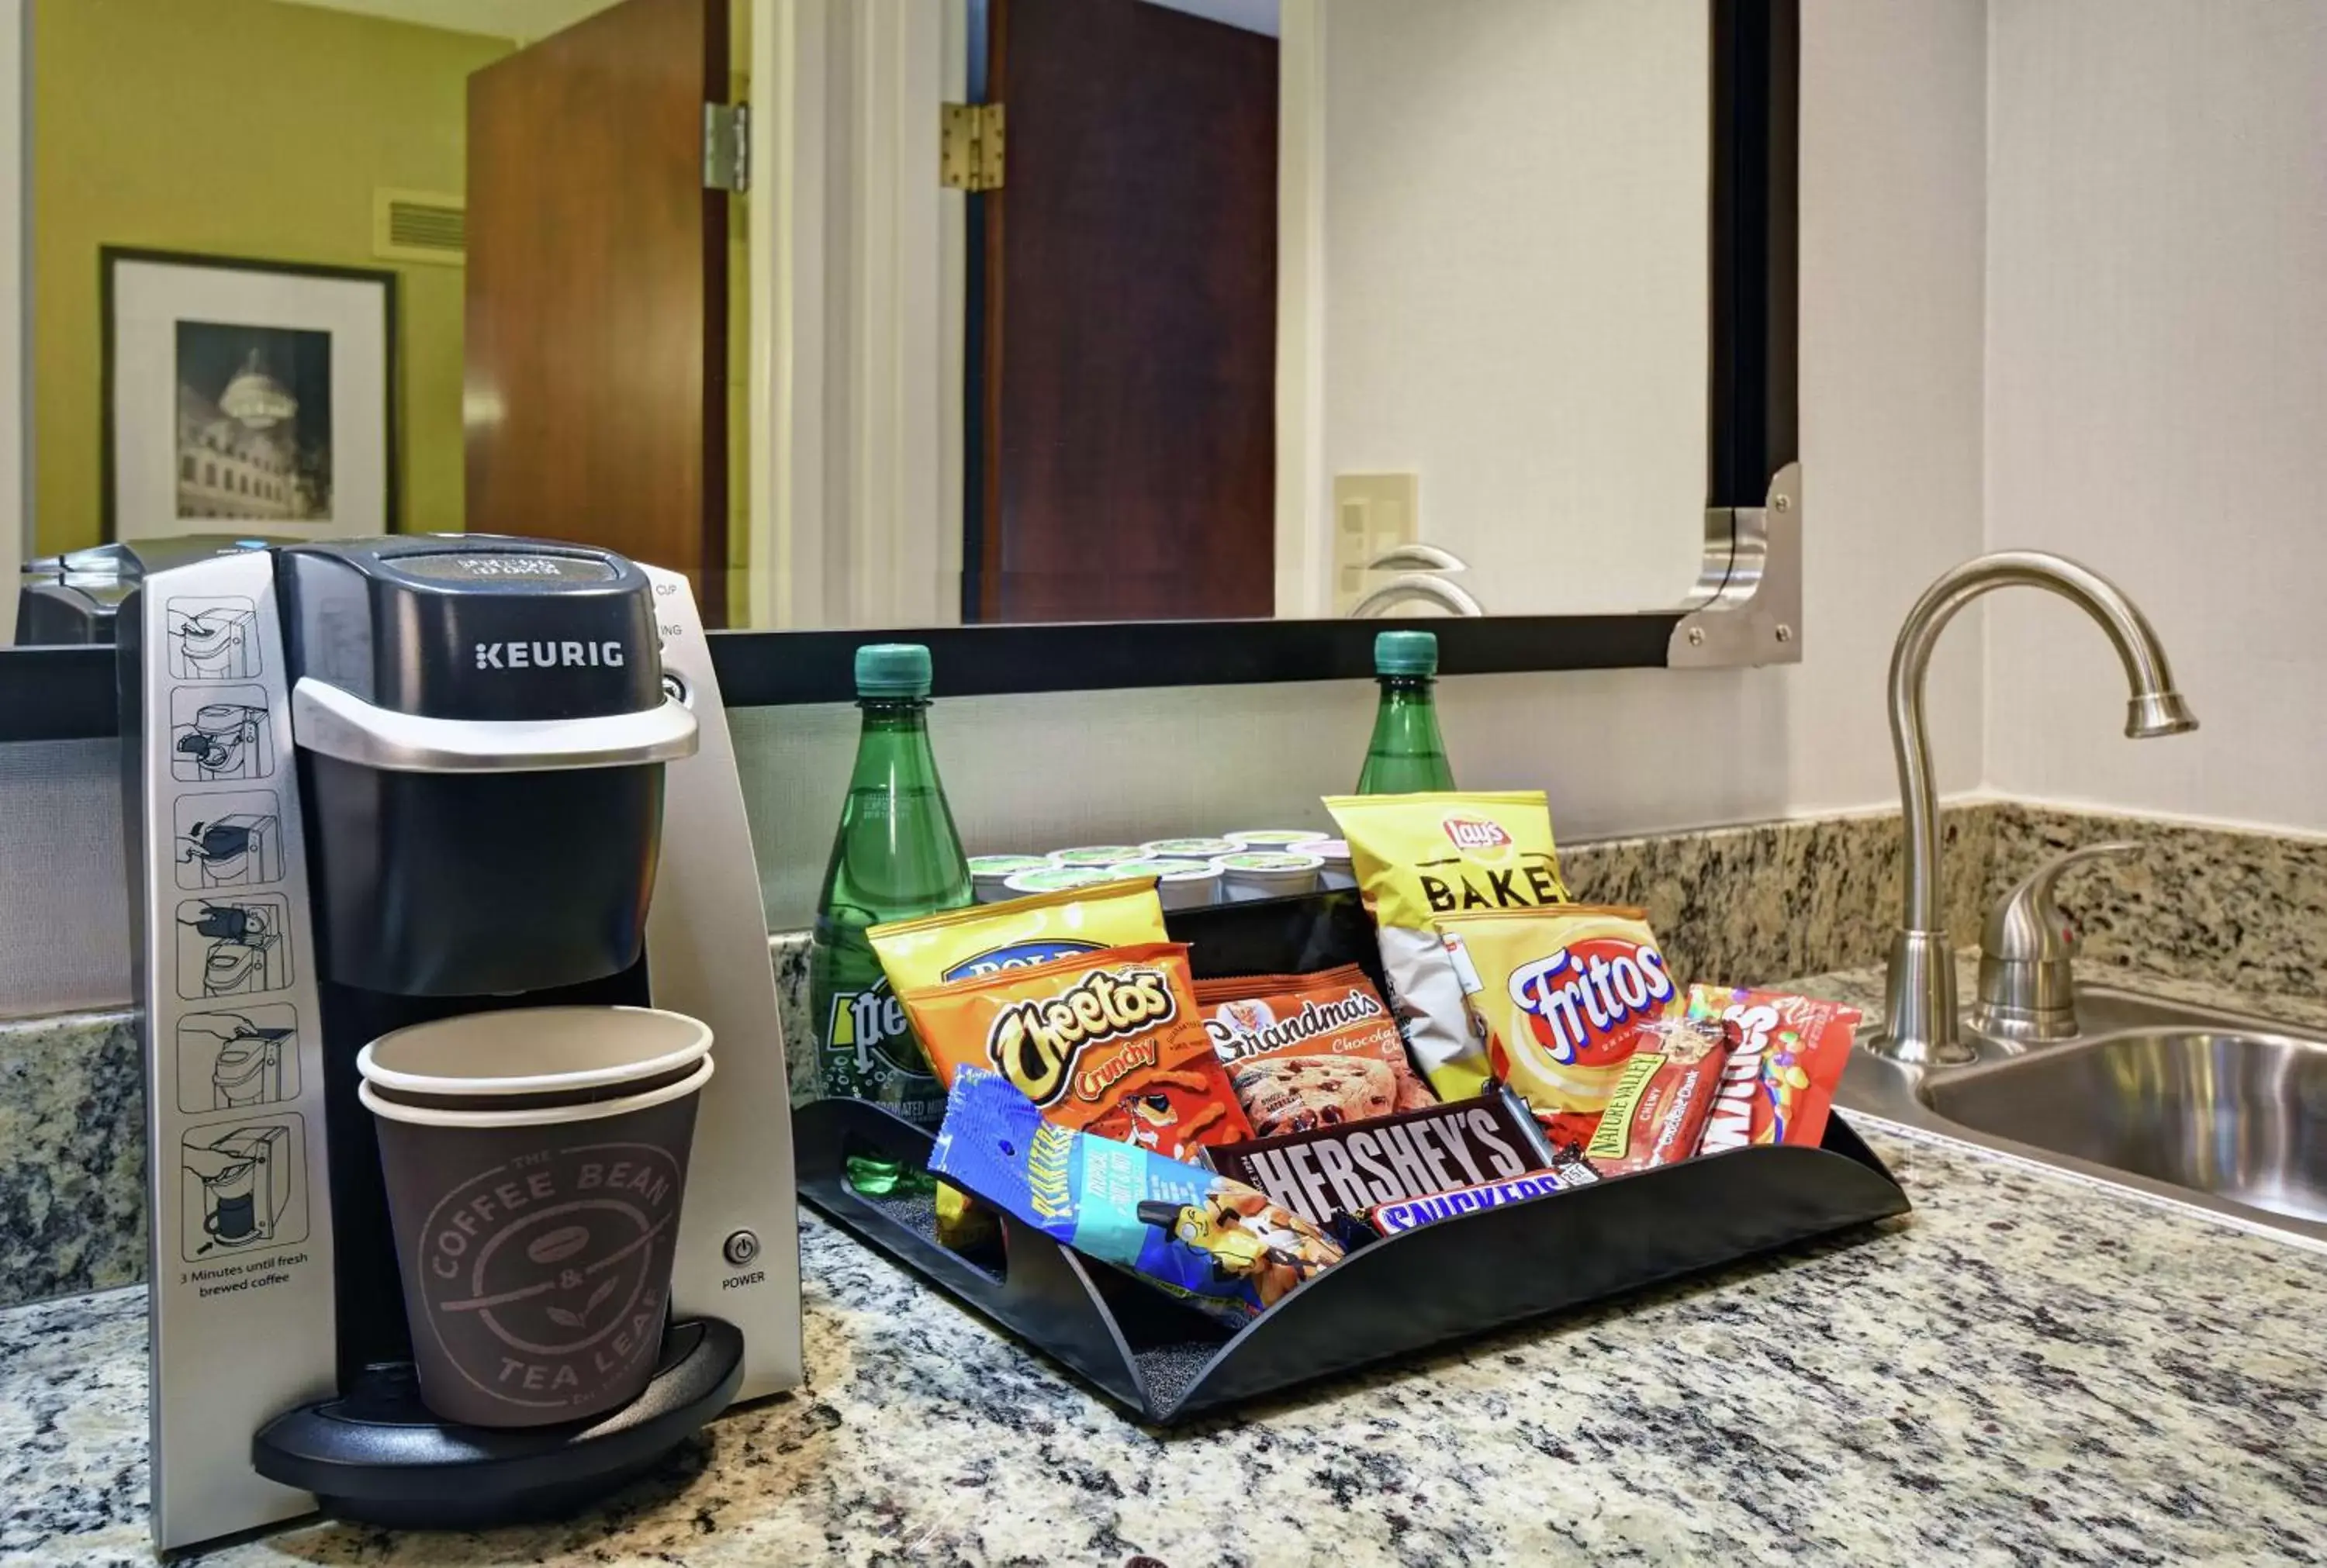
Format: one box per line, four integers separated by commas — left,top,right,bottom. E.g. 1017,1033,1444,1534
1201,1089,1549,1226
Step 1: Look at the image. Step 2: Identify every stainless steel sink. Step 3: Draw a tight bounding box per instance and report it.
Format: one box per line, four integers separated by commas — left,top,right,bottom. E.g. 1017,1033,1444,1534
1838,985,2327,1245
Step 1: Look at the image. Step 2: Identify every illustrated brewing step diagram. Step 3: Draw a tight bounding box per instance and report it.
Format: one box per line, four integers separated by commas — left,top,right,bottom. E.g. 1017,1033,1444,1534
169,687,275,782
175,896,293,999
176,1005,299,1112
164,596,262,681
178,1114,308,1261
172,791,283,889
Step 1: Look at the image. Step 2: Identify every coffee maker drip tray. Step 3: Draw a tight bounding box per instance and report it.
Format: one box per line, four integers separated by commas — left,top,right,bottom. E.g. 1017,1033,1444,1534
250,1317,744,1528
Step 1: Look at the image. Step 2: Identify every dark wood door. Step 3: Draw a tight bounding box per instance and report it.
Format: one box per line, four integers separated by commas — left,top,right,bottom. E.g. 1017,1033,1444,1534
465,0,730,624
977,0,1278,623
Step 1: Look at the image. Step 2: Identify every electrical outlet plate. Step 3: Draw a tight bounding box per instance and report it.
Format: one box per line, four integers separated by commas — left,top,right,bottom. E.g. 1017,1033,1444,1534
1331,473,1420,615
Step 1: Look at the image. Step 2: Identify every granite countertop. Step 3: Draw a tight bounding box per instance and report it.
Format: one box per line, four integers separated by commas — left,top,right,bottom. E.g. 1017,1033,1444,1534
8,965,2327,1566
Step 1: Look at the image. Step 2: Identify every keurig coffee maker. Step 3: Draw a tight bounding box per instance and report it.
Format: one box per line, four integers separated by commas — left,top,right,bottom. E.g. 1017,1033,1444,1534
120,536,802,1549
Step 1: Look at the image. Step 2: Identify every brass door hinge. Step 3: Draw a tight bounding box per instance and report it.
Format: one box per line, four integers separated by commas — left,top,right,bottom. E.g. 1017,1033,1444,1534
704,102,749,192
941,102,1004,192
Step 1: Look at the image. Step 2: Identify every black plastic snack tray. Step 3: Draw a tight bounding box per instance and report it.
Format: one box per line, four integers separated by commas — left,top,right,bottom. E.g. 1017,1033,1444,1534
794,886,1910,1421
796,1098,1908,1422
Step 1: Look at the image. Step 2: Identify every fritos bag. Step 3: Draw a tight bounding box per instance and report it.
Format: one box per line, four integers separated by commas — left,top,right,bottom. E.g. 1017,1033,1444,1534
899,941,1255,1161
1194,965,1436,1136
1323,792,1569,1100
1437,905,1678,1146
1684,984,1859,1153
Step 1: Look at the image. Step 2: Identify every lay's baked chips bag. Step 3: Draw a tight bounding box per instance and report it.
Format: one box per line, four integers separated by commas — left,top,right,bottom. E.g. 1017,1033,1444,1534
1323,792,1568,1100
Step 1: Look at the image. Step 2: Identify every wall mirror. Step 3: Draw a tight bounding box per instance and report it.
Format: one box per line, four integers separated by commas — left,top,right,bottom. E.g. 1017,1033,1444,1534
4,0,1795,730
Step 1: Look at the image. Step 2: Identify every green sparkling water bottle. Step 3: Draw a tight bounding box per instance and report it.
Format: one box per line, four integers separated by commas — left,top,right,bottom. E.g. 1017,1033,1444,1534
1357,630,1457,794
809,644,973,1192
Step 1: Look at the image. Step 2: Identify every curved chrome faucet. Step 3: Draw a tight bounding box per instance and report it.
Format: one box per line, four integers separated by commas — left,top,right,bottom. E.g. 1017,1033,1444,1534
1350,573,1485,618
1874,551,2197,1065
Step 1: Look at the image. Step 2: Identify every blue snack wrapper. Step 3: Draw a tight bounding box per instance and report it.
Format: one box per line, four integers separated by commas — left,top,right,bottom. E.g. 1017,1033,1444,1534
930,1066,1344,1320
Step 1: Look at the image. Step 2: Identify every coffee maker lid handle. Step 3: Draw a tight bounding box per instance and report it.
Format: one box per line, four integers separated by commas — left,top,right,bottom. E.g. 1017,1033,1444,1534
289,677,699,774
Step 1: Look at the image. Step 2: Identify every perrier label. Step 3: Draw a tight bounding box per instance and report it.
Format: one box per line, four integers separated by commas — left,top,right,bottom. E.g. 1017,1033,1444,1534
818,973,945,1126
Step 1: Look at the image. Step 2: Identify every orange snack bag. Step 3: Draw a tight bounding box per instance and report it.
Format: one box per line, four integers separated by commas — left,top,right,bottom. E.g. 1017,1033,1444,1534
900,941,1254,1161
1193,965,1437,1137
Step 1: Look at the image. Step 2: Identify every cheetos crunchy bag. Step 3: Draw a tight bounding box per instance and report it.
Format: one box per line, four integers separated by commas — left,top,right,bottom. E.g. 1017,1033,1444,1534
898,941,1254,1162
1323,792,1569,1100
870,877,1173,1249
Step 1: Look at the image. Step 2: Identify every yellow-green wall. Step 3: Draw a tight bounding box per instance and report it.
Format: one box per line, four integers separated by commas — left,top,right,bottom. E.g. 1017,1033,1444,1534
33,0,513,552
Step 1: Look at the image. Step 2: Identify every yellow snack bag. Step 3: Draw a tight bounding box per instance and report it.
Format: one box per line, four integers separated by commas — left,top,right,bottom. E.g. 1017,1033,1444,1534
1435,906,1678,1144
1323,792,1568,1100
868,877,1170,1250
868,876,1170,996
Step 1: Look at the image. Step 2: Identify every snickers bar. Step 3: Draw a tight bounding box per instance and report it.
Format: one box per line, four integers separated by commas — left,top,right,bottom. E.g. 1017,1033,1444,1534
1369,1169,1573,1235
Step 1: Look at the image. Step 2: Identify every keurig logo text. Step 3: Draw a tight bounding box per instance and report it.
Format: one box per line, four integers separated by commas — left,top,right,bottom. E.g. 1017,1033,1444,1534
472,640,628,670
416,1140,681,1411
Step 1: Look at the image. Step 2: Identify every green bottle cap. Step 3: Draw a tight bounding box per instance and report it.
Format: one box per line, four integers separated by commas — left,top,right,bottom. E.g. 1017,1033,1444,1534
855,643,932,699
1374,630,1438,678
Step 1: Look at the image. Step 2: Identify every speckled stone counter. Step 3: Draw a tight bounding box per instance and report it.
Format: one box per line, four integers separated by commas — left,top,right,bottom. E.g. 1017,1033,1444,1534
9,965,2325,1566
0,1010,143,1304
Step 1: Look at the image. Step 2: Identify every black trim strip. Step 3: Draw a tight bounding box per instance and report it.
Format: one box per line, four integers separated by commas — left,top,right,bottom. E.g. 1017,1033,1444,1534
0,646,119,741
1708,0,1800,506
0,615,1683,740
703,613,1682,706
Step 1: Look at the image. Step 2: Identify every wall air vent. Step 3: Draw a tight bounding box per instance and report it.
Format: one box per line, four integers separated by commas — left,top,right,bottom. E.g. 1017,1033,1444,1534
372,188,466,265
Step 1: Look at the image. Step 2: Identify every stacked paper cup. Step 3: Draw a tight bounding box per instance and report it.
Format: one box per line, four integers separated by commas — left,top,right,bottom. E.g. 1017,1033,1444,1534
356,1007,714,1428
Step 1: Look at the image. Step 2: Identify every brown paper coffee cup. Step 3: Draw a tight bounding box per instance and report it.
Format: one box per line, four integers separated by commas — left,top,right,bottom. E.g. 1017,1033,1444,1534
360,1055,711,1428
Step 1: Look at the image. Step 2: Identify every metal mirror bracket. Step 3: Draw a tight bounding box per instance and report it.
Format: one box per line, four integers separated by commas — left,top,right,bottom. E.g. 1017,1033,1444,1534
1668,460,1801,669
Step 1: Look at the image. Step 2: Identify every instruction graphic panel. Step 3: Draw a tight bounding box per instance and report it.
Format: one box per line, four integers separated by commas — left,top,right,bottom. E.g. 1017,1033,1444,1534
169,686,275,782
164,596,261,680
171,791,284,889
176,1004,299,1114
178,1112,309,1262
174,896,292,999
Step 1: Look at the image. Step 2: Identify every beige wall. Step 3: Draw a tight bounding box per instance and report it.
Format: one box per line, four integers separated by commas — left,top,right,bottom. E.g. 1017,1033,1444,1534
31,0,509,552
1312,0,1711,616
1983,0,2327,832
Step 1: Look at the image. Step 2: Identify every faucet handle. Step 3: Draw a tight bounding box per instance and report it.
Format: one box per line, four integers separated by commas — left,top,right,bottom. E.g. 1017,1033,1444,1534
1363,544,1470,574
1981,841,2139,964
1973,841,2139,1042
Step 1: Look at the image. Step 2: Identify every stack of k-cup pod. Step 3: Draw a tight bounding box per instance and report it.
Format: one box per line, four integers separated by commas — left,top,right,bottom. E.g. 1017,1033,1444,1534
1213,829,1326,902
355,1007,715,1428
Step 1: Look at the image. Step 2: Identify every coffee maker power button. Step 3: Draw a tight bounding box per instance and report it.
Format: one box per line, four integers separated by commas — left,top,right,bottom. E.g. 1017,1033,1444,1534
722,1229,761,1268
